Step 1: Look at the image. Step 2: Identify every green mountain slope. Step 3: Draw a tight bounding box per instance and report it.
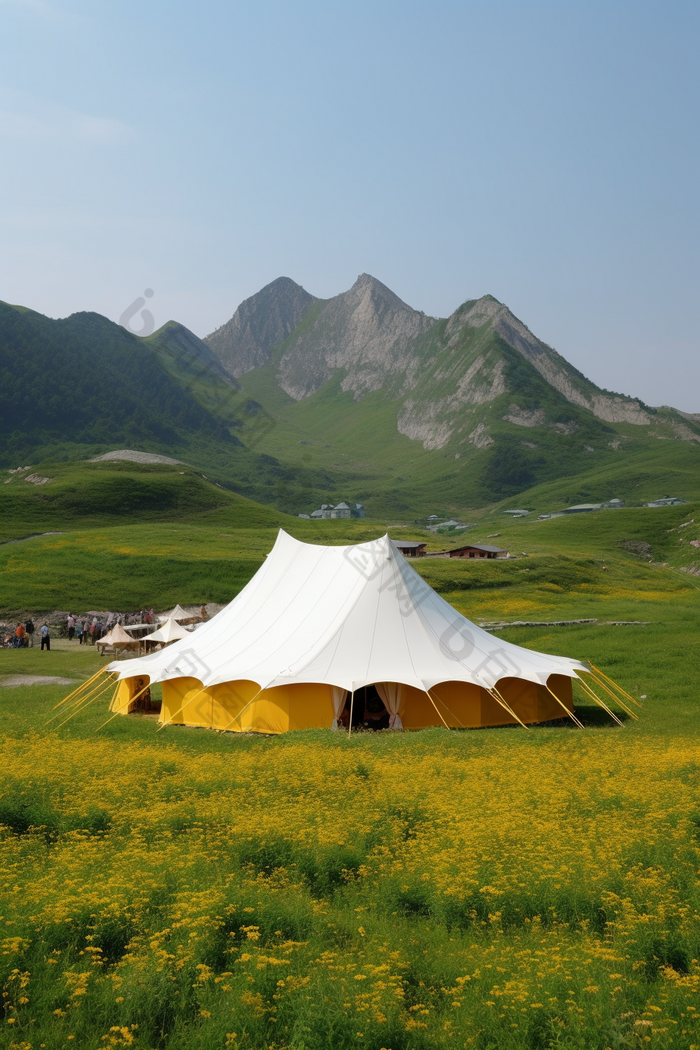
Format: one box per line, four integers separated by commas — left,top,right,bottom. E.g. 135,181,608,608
205,275,700,515
0,302,343,511
0,302,236,464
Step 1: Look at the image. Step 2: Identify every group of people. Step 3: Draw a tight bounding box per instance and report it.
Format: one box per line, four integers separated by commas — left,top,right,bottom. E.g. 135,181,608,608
66,614,115,645
3,605,209,651
4,620,51,650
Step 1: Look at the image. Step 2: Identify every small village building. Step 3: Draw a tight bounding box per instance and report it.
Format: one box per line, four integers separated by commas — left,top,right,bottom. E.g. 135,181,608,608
391,539,427,558
444,543,507,559
563,503,604,514
427,543,508,559
309,502,366,519
645,497,687,507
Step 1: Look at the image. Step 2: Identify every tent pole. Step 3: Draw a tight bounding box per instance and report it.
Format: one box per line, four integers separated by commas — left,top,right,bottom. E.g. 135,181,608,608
347,690,355,739
53,675,118,729
428,690,466,729
575,676,624,727
585,670,638,720
46,675,111,723
544,684,585,729
95,679,154,731
50,667,105,709
588,663,642,707
157,687,207,731
426,690,452,730
220,689,264,733
488,687,529,730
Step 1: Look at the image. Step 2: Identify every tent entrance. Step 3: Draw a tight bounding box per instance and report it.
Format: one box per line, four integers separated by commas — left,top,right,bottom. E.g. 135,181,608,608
345,685,390,731
111,676,162,716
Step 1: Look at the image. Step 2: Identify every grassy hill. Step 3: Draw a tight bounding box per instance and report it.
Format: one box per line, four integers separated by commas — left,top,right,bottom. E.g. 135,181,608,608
0,458,296,544
0,301,346,511
0,301,237,463
2,456,697,621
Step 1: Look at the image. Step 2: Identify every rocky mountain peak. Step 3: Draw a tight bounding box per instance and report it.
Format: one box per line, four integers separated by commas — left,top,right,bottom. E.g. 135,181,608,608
204,277,317,377
275,274,435,401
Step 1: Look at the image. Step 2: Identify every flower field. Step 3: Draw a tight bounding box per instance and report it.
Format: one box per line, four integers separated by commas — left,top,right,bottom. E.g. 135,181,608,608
2,500,699,1049
2,723,700,1050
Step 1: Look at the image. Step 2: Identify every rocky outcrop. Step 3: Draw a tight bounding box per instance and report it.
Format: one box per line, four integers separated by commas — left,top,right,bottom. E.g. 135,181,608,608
277,274,435,400
203,276,697,467
205,277,317,377
450,296,652,425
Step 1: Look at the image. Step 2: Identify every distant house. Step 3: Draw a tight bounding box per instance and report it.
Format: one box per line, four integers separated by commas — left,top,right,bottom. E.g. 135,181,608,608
391,539,427,558
645,497,687,508
429,543,508,560
309,502,366,519
540,498,624,520
503,509,530,517
562,503,604,514
426,518,465,532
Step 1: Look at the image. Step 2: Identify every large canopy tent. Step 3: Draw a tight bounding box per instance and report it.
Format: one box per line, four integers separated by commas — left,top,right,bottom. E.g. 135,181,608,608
93,531,638,733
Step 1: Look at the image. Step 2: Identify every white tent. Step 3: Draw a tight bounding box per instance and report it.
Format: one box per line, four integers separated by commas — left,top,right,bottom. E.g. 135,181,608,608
158,604,199,623
141,616,190,646
108,530,589,733
96,623,140,654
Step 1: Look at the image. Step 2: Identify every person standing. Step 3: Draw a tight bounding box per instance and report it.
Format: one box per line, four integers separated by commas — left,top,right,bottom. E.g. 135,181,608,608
25,619,34,647
67,614,75,641
75,618,83,644
40,624,50,651
15,622,25,648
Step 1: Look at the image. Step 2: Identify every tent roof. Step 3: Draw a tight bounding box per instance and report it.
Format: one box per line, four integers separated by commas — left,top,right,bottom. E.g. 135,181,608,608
158,604,198,623
109,530,586,692
142,617,190,644
98,623,139,647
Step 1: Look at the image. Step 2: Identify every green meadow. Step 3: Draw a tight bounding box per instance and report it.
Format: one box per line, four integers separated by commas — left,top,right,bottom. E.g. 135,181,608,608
1,459,699,1049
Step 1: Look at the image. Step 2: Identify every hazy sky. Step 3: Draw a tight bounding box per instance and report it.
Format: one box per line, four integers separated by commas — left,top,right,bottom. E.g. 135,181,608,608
1,0,698,410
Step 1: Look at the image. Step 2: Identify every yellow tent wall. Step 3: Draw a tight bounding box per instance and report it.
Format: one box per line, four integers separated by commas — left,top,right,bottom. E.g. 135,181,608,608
106,672,576,733
111,675,151,716
160,679,334,733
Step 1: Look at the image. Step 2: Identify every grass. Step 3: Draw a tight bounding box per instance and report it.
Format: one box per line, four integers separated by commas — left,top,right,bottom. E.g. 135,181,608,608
1,603,700,1049
1,488,699,1048
2,463,697,618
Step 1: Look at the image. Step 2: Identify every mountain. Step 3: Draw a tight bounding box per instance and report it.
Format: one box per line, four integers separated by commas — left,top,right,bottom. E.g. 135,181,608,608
0,301,338,510
204,274,700,513
205,277,317,377
0,302,236,462
3,283,698,521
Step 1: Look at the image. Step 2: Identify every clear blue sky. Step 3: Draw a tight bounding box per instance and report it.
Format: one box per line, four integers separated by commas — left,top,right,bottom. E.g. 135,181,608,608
1,0,698,410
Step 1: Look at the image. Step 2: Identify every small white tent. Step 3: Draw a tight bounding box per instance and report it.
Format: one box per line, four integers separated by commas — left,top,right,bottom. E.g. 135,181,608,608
158,604,199,624
108,530,589,732
96,623,141,654
141,617,190,646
